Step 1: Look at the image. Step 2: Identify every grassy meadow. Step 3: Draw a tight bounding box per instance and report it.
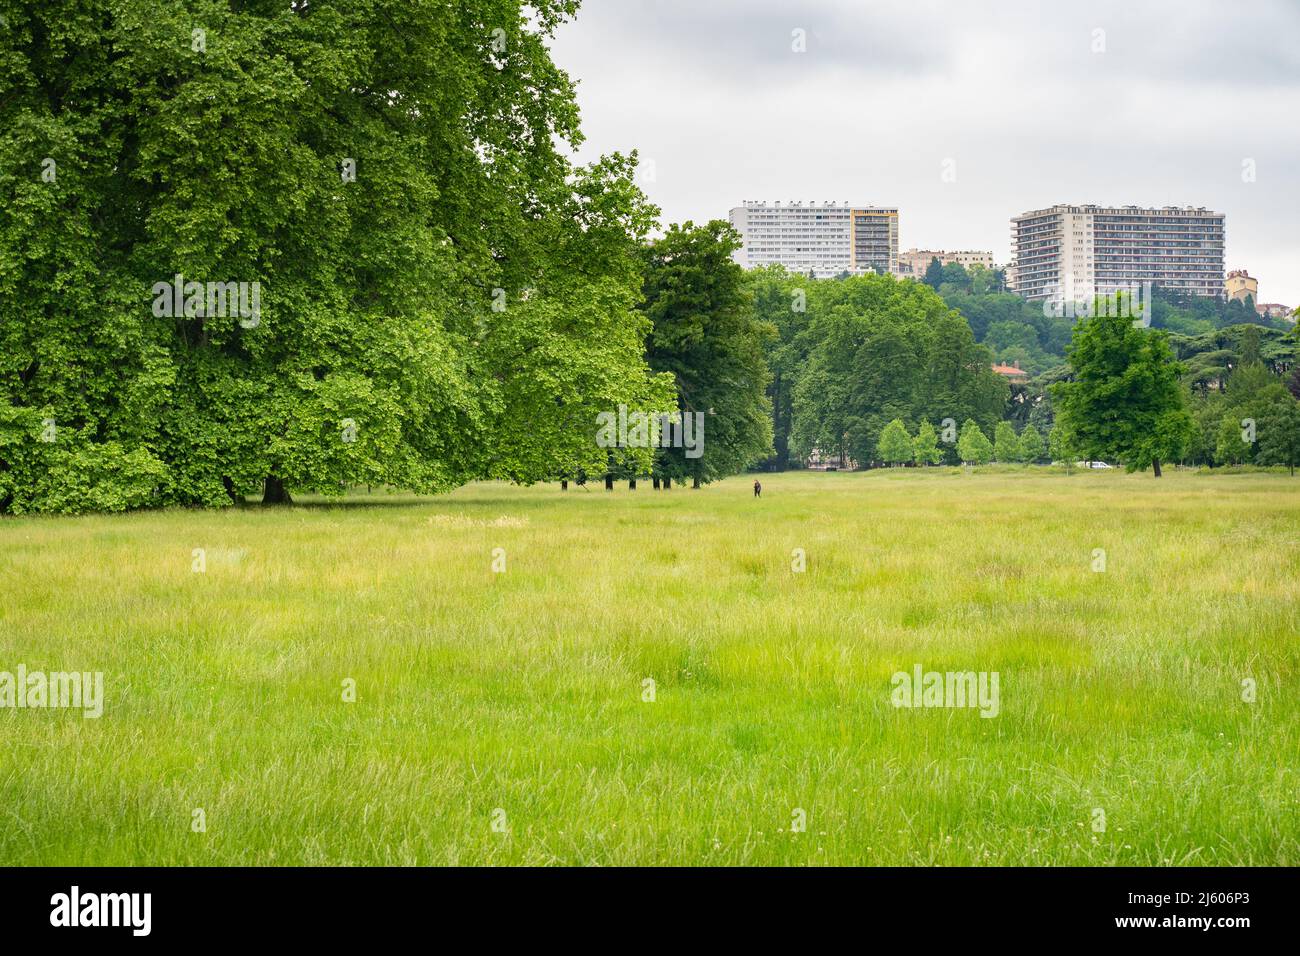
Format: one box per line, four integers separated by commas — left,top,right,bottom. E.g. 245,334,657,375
1,468,1297,866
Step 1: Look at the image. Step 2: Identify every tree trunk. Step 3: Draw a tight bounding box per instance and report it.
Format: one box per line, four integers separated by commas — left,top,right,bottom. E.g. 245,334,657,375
561,479,568,491
1152,458,1162,478
652,476,660,489
604,474,614,491
664,476,672,490
628,478,636,490
222,476,241,506
262,475,292,504
692,475,701,489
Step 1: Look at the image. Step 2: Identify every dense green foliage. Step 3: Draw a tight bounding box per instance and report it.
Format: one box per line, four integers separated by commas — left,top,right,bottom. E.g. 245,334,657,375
934,262,1291,379
1186,328,1300,472
940,290,1072,375
746,268,801,470
957,419,993,465
3,3,1295,510
1051,299,1195,475
1152,288,1291,336
716,265,1297,477
638,222,773,487
912,420,942,465
1170,322,1294,392
1256,398,1300,475
0,0,687,512
876,418,912,465
749,270,1005,469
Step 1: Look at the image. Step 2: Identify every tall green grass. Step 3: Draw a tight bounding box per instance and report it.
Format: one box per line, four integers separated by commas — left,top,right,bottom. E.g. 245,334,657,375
1,468,1296,865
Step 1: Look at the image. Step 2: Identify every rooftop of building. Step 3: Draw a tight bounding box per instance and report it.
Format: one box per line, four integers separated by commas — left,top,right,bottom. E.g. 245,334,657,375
733,201,896,210
992,361,1030,379
1013,203,1223,219
901,248,994,255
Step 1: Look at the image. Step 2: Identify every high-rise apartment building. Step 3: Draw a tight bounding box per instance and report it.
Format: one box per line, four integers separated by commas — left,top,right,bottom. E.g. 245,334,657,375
1009,204,1225,302
729,201,899,278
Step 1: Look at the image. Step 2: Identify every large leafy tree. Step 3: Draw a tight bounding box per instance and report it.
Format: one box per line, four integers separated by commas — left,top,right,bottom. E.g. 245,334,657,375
472,152,674,487
1051,298,1195,477
1,0,660,512
475,278,675,486
639,221,774,488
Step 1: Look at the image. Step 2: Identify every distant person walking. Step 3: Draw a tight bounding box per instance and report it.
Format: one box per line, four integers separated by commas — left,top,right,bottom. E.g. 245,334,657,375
753,480,762,498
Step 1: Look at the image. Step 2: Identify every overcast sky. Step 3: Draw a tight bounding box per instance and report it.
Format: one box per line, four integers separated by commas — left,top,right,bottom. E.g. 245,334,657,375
551,0,1300,305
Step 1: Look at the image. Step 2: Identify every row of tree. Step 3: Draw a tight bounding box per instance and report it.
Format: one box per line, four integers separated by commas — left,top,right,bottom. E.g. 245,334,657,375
1048,301,1300,475
875,419,1050,466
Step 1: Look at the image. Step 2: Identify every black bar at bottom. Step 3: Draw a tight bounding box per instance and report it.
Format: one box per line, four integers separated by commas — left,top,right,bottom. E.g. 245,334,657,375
0,866,1284,942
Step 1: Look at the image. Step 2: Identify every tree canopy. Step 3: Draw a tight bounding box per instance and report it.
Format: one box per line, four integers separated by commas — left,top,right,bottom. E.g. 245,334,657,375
957,419,993,465
639,221,774,487
913,420,943,465
1051,298,1195,476
788,273,1006,468
0,0,669,511
877,419,913,465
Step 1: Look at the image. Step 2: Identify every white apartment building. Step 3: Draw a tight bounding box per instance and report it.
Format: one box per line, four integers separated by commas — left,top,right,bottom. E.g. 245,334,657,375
728,201,899,278
1009,204,1225,302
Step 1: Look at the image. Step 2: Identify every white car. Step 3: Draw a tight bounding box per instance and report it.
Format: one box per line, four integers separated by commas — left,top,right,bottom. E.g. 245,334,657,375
1078,460,1114,469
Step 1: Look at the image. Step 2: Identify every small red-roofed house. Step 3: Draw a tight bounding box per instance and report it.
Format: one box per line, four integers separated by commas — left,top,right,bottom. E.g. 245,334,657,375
991,360,1029,383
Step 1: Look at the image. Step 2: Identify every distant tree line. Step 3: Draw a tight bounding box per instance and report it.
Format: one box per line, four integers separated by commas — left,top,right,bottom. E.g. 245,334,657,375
1013,301,1300,476
753,268,1300,478
874,417,1046,467
748,266,1008,470
928,261,1291,378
